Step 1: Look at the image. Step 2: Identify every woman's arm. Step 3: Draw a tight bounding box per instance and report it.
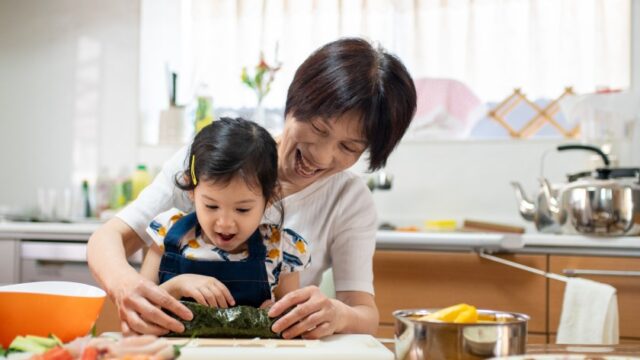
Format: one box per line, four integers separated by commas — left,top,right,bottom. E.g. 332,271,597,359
268,288,378,339
335,291,378,334
87,217,192,335
269,175,380,339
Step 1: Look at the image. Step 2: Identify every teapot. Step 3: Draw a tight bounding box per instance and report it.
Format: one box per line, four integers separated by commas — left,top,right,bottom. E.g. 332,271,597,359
512,144,640,235
511,181,562,234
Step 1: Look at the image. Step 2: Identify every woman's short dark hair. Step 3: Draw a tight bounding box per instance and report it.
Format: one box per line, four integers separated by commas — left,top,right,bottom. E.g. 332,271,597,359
285,37,417,171
176,117,282,222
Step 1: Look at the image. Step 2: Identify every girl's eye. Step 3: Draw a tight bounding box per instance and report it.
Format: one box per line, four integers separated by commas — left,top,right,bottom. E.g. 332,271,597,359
206,205,219,210
237,208,251,213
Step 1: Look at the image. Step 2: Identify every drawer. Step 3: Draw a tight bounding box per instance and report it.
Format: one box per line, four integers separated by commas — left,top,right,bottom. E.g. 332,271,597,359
373,251,547,333
20,259,98,285
549,255,640,338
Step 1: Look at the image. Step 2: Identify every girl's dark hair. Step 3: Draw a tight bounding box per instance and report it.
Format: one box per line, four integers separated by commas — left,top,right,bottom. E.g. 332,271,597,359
176,117,282,224
285,37,417,171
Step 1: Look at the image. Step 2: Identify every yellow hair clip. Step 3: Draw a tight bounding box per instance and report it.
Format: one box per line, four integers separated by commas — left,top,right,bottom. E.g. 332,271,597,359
190,155,198,185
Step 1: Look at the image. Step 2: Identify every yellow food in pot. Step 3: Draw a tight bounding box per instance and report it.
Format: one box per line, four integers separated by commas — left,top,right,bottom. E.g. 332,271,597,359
417,303,479,323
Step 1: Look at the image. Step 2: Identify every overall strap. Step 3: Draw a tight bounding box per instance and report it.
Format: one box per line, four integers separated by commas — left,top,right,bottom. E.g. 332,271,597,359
163,212,198,254
246,228,266,260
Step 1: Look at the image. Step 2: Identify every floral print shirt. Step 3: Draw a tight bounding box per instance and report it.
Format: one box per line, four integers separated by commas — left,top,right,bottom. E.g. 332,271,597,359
146,208,311,296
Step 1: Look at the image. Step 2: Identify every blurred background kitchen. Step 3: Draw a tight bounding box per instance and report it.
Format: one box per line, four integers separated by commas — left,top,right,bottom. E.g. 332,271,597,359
0,0,636,231
0,0,638,228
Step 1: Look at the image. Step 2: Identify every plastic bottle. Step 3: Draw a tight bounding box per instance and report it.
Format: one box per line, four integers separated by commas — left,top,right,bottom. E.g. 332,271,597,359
95,167,114,217
81,180,92,218
132,164,152,200
194,83,214,134
111,167,131,209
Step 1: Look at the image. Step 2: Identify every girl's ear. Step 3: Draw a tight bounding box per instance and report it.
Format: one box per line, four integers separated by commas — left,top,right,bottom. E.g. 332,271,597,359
182,173,195,201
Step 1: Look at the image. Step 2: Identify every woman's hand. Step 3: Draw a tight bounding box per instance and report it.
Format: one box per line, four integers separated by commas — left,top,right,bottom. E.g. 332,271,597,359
88,218,193,336
268,286,345,339
161,274,236,308
114,272,193,336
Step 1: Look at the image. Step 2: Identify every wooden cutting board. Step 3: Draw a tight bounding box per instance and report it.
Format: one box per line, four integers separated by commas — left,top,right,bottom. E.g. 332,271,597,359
167,334,394,360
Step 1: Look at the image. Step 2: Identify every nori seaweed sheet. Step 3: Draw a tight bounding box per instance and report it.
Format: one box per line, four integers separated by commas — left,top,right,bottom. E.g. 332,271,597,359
166,301,281,338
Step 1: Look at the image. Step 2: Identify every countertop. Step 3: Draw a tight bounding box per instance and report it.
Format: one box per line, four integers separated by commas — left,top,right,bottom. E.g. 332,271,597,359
376,230,640,256
1,221,639,256
0,220,101,240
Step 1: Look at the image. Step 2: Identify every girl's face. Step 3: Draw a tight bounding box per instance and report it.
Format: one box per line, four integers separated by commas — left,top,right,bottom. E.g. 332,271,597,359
190,176,266,254
278,112,368,193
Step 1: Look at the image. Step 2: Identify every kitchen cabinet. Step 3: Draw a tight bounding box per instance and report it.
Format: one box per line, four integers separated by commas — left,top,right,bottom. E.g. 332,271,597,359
549,255,640,341
372,251,548,337
95,298,121,334
0,239,19,285
374,250,640,344
0,222,142,335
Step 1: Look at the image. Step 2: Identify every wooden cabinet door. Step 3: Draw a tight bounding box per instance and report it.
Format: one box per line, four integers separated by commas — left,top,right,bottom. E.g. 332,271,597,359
0,239,19,285
95,298,121,334
549,255,640,339
373,251,547,333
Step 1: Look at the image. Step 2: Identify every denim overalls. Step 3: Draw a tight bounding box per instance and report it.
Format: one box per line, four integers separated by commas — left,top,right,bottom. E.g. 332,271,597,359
158,212,272,308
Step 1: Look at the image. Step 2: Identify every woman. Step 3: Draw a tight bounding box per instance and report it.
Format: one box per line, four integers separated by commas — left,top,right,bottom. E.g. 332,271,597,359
87,37,416,339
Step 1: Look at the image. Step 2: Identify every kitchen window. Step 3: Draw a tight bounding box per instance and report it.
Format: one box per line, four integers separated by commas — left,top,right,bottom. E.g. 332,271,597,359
139,0,633,143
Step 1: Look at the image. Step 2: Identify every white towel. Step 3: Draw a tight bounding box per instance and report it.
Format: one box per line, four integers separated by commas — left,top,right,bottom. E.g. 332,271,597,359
556,277,619,345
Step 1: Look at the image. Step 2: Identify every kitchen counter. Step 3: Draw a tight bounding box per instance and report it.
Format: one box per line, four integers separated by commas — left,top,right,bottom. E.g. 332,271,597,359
376,230,640,257
0,221,100,241
1,221,640,256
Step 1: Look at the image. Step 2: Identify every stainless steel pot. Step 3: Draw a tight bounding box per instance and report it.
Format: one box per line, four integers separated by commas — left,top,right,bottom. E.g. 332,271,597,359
393,309,529,360
514,144,640,236
555,175,640,236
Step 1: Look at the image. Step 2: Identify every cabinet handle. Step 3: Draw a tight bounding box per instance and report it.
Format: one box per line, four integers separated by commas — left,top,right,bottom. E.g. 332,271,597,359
562,269,640,277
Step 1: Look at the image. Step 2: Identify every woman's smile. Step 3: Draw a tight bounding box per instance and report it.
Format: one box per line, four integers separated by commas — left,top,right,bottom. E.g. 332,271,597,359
295,149,325,178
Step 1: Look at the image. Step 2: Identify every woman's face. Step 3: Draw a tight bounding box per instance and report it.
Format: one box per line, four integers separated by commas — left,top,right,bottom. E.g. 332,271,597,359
278,112,368,192
190,177,266,254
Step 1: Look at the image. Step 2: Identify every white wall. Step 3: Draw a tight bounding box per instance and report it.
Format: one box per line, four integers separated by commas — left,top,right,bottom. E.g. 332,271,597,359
352,138,620,230
633,0,640,90
0,0,140,214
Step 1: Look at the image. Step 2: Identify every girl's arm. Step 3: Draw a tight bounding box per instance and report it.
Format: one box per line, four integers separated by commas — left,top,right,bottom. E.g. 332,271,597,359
140,245,162,284
139,239,234,308
273,272,300,300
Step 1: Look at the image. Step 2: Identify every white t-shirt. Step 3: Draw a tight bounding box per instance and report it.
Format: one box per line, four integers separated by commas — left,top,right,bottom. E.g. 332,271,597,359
117,146,377,294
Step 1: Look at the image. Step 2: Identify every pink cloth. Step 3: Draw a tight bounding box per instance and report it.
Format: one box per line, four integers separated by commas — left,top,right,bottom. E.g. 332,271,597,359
409,78,484,139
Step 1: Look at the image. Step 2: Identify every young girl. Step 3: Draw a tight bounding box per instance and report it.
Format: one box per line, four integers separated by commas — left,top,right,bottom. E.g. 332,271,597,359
140,117,310,308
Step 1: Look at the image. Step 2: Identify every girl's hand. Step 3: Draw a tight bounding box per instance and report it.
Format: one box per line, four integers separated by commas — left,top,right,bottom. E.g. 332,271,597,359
268,286,345,339
162,274,236,308
259,299,275,309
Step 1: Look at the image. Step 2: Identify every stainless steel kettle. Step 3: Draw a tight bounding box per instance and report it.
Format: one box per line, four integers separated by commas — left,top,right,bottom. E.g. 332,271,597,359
513,144,640,236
